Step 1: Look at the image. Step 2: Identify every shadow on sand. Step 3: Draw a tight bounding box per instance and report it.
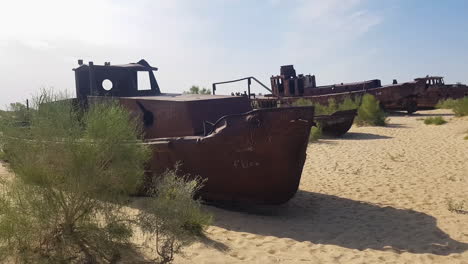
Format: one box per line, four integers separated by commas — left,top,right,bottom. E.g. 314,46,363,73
206,191,468,256
408,111,454,117
339,132,392,140
388,111,454,117
385,123,409,129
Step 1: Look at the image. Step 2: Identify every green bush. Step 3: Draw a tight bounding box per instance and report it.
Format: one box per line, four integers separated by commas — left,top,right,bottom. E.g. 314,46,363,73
436,98,458,109
292,97,359,116
355,94,387,126
0,91,151,263
338,96,360,111
436,97,468,117
138,164,212,264
423,116,447,125
452,97,468,117
309,125,322,142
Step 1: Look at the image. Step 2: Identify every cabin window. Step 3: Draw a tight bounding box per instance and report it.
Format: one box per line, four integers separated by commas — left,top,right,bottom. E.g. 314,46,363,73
137,71,152,90
102,79,113,91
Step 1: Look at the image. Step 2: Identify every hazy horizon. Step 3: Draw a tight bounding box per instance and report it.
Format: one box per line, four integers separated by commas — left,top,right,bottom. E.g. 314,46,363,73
1,0,467,108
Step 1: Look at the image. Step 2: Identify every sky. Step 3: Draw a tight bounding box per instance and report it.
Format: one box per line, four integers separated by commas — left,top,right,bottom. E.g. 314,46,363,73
0,0,467,107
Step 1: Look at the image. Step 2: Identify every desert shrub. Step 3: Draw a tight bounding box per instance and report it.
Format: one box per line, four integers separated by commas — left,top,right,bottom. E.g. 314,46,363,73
452,97,468,117
309,125,322,142
338,96,360,111
436,97,468,116
292,97,359,116
355,94,387,126
423,116,447,125
446,198,467,214
0,91,151,263
138,165,212,264
436,98,458,109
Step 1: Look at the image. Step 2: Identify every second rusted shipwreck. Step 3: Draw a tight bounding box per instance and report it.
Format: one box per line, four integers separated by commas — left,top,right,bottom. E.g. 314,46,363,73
413,76,468,109
259,65,427,114
73,60,315,204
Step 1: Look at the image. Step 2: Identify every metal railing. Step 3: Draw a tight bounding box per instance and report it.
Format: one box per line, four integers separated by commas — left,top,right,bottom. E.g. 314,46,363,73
212,76,272,98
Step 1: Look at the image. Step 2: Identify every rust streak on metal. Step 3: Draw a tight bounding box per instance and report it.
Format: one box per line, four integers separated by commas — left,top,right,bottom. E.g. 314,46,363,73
74,59,315,205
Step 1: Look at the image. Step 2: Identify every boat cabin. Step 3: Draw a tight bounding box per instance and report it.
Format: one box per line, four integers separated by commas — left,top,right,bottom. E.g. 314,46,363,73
74,60,252,138
414,76,445,86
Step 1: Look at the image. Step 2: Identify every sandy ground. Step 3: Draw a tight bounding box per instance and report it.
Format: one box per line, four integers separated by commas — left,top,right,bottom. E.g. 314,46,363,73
1,109,467,263
174,109,468,264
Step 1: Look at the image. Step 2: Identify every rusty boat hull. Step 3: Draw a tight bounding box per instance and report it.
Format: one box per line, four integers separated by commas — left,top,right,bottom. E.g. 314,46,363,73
143,106,315,205
314,109,357,137
417,85,468,109
74,59,317,205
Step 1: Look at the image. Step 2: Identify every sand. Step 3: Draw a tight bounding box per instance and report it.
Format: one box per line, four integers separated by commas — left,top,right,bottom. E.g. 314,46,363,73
174,109,468,264
1,109,467,263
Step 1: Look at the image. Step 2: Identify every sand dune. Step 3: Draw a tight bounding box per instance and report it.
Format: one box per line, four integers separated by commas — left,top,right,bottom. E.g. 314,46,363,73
175,109,468,264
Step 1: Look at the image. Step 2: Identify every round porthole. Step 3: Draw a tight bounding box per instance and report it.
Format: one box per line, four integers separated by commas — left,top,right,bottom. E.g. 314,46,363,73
102,79,113,91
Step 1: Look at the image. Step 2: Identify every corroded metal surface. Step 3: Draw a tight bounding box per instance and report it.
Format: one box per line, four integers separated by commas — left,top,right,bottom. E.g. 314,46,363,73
73,59,161,103
268,65,425,113
116,95,252,138
413,76,468,108
75,60,316,205
144,106,314,204
315,109,357,137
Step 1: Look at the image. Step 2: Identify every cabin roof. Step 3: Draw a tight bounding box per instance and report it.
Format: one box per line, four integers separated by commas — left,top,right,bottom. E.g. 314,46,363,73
317,79,380,88
121,93,245,102
414,76,444,81
73,59,158,72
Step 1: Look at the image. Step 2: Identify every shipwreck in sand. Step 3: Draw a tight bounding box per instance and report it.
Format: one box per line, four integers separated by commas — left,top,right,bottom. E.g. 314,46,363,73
264,65,428,114
211,67,359,137
73,59,315,205
413,76,468,109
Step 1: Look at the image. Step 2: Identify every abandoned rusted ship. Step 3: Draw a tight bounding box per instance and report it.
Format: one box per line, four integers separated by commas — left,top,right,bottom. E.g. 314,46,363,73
73,59,315,204
412,76,468,109
262,65,427,114
314,109,357,137
211,71,358,137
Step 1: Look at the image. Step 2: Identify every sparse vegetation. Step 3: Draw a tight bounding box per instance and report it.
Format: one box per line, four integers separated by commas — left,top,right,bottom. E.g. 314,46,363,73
446,198,468,214
423,116,447,125
184,85,211,95
292,97,359,116
293,95,388,140
387,152,405,162
355,94,387,126
138,165,212,264
0,92,150,263
0,90,212,263
309,125,322,142
292,95,387,127
436,97,468,117
0,148,6,162
436,98,458,109
453,97,468,116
